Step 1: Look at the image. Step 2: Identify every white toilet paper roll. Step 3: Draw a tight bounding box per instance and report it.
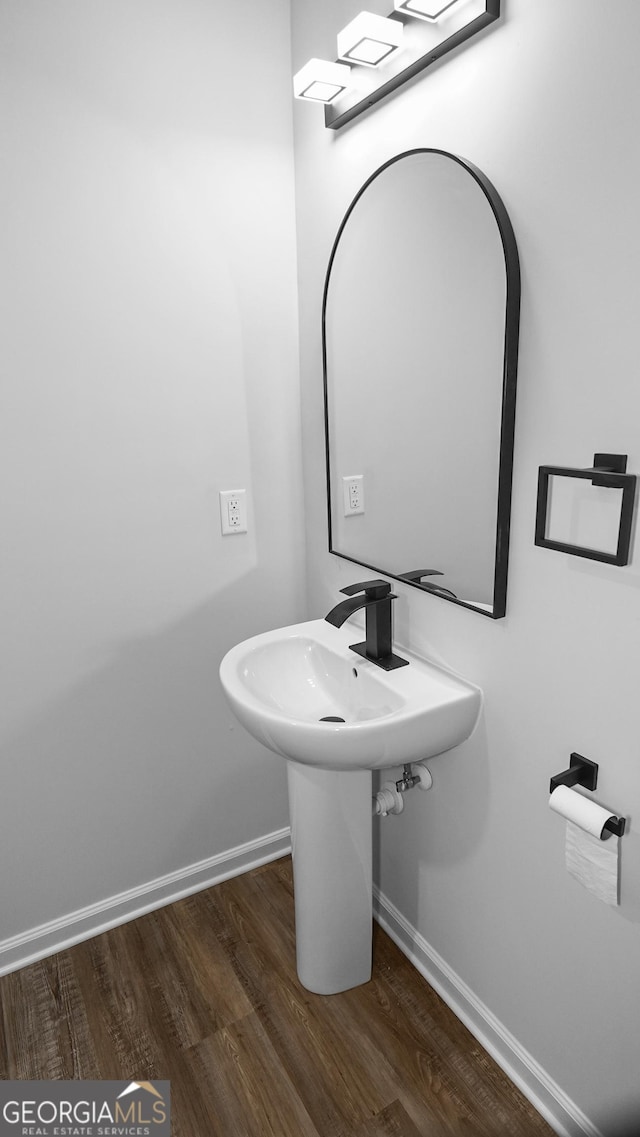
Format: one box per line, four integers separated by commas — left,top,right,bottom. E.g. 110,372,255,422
549,784,616,838
565,822,619,906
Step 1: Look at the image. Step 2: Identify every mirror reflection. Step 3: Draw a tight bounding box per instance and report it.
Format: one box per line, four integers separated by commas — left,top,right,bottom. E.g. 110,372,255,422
323,150,520,618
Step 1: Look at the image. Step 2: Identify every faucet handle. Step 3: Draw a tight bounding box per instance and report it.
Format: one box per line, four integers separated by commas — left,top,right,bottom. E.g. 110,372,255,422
397,568,444,582
397,568,457,599
340,579,395,600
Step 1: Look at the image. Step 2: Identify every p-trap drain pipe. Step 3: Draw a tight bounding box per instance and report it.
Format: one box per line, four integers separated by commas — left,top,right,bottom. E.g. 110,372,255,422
373,762,433,816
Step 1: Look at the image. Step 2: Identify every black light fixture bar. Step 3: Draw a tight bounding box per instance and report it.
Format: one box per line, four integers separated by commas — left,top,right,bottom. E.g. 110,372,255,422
325,0,500,130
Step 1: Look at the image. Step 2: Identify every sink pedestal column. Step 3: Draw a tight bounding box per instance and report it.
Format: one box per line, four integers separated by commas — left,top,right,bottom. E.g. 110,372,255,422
287,764,372,995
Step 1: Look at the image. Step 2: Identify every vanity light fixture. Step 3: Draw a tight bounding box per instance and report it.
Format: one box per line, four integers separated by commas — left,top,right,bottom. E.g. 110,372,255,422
337,12,404,68
394,0,462,19
295,0,499,128
293,58,351,103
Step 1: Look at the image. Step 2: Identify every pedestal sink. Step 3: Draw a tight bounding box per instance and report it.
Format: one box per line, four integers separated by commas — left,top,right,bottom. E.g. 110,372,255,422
219,618,481,994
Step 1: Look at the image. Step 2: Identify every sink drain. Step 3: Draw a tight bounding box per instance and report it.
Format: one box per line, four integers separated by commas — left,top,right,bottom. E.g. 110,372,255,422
319,715,346,723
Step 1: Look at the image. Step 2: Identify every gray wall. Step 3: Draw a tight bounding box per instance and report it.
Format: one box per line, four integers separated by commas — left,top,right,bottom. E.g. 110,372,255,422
0,0,304,942
292,0,640,1132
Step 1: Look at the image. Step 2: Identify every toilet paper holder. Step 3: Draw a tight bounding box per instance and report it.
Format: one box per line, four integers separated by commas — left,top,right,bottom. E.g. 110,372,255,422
550,753,626,838
602,815,626,838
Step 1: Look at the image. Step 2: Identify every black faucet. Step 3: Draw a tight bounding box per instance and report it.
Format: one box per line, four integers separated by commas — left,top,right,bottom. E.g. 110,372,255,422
325,579,409,670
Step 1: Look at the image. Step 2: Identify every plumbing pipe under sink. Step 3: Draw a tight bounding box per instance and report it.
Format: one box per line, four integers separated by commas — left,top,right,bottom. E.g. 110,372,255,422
373,761,433,815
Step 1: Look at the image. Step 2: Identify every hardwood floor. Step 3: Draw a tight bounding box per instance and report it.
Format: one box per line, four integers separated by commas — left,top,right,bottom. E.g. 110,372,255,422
0,857,555,1136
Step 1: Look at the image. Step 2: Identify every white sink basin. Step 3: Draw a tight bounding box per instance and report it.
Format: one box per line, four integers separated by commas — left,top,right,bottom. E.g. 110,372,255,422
219,618,481,771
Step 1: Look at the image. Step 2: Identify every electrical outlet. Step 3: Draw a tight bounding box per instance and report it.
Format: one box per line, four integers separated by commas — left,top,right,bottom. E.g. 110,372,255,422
343,474,365,516
219,489,248,535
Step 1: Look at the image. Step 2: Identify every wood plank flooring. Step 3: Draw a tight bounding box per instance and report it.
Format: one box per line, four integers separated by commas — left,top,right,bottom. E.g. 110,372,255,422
0,857,555,1136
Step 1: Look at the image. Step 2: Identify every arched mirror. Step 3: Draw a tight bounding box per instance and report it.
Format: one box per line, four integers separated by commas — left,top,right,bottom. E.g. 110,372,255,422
322,149,520,618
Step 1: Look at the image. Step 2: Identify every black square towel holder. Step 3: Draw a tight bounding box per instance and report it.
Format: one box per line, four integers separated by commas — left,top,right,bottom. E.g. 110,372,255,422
535,453,636,566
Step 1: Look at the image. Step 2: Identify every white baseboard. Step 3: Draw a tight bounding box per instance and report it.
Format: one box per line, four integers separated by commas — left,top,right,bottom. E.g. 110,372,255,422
0,827,292,978
373,887,602,1137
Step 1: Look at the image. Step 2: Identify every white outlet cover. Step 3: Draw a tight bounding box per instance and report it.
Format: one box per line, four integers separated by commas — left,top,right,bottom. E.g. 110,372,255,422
342,474,364,516
219,488,248,535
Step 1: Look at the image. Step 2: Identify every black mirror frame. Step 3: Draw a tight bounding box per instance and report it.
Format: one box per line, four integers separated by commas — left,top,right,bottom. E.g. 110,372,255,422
322,148,521,619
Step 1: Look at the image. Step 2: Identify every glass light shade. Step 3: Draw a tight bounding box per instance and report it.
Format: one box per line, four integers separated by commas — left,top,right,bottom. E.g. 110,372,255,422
293,58,351,103
337,12,404,68
394,0,461,21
